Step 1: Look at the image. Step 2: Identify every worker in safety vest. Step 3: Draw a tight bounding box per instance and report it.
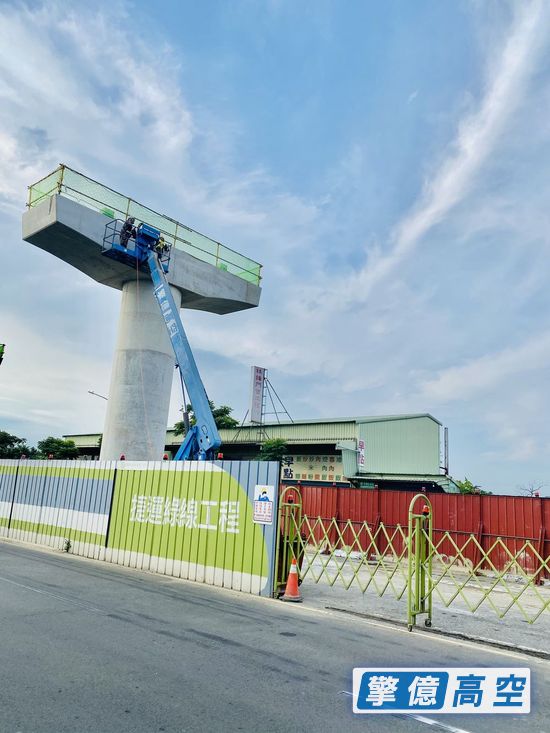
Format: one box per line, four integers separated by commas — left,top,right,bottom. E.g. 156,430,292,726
154,236,169,258
120,217,136,248
154,236,165,254
0,343,4,365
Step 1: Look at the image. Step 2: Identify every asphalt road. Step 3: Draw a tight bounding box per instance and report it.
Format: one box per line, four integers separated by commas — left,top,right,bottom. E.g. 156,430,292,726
0,541,548,733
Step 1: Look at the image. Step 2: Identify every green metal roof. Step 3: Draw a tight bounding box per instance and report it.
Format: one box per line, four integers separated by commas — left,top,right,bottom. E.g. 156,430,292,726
64,413,441,448
206,419,357,445
209,413,441,427
355,413,442,426
63,413,450,489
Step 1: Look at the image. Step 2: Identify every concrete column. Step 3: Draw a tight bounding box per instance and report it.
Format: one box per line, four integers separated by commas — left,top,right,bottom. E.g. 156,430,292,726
100,280,182,461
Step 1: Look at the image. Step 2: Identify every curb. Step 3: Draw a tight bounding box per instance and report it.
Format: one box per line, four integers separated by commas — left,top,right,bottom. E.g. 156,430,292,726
325,606,550,662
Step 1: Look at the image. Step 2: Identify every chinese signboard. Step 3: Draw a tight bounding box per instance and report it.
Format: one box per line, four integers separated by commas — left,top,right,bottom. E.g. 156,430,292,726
357,440,365,471
249,366,266,423
253,484,274,524
107,462,280,596
353,668,530,714
129,495,240,533
0,459,281,599
280,454,348,484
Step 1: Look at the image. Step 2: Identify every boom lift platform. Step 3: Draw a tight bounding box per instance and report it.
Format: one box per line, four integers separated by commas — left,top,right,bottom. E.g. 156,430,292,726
102,221,222,461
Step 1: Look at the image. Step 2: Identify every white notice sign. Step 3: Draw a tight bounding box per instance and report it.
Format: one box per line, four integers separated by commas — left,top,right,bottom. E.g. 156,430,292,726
253,484,274,525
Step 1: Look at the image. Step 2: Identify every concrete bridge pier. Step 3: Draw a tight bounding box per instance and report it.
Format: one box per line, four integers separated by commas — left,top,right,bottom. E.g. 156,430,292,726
100,281,182,461
23,191,261,461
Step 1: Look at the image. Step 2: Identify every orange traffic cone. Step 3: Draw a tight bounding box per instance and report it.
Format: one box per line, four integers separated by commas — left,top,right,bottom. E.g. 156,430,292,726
281,558,302,603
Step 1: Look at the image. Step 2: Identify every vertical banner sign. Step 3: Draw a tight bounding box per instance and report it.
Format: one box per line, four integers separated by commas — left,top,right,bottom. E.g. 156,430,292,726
357,440,366,471
249,366,266,424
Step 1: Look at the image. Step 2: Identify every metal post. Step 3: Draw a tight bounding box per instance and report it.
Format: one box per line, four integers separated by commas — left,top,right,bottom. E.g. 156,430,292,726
7,459,21,532
57,163,65,194
275,486,303,596
407,494,433,630
416,515,423,614
426,508,433,623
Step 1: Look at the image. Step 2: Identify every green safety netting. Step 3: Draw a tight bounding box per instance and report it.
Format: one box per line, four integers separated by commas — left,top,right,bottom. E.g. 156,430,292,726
27,165,262,286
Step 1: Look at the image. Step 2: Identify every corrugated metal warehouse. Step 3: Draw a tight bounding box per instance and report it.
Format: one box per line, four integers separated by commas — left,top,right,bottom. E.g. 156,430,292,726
65,413,457,493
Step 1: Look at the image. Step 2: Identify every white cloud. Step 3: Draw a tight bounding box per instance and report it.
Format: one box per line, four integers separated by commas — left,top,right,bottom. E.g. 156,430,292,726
0,1,195,214
331,0,548,307
0,0,321,440
418,331,550,403
0,312,111,441
2,1,550,494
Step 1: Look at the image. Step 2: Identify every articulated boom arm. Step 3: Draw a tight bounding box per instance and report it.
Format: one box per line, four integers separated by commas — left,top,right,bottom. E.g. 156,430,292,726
147,250,221,460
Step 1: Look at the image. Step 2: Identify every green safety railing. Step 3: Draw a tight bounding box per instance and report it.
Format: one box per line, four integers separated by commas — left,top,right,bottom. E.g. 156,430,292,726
276,488,550,627
27,164,262,286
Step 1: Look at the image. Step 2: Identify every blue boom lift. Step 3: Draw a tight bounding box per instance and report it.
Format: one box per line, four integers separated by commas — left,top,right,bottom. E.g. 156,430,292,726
102,220,222,461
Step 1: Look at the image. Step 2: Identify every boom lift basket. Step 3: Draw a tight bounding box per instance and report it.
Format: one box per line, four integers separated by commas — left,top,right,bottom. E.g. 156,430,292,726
102,220,171,273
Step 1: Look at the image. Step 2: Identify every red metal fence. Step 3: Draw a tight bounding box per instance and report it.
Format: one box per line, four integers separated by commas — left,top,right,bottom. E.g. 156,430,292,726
283,485,550,578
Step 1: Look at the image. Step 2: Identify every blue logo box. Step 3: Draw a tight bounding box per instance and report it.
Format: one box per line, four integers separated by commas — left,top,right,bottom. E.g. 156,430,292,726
353,667,530,715
356,670,448,711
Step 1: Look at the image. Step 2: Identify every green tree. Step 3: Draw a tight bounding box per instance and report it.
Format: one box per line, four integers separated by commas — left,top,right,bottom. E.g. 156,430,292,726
173,401,239,436
0,431,34,458
259,438,288,462
456,477,492,495
37,437,79,459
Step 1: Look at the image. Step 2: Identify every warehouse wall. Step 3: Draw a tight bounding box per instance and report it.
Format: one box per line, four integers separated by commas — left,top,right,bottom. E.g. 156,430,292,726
357,417,440,475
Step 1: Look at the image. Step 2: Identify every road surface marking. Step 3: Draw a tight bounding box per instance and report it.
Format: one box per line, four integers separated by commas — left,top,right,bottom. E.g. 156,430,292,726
338,691,473,733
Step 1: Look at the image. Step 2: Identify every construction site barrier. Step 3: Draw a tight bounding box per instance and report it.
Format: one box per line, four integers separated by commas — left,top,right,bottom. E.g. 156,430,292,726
0,460,279,596
291,484,550,579
277,486,550,626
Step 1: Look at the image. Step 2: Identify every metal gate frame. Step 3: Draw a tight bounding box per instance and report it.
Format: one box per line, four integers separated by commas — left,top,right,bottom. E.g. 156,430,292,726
274,486,303,596
274,487,549,626
407,494,433,630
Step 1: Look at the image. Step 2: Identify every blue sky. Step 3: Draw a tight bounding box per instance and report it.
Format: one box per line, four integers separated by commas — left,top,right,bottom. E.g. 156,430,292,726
1,0,550,493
